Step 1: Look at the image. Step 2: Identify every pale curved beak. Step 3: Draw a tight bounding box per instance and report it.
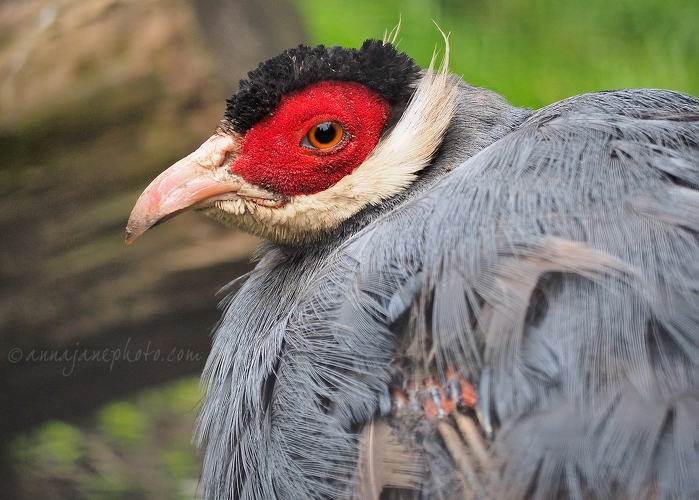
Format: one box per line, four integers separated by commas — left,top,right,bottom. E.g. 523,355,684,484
125,133,242,244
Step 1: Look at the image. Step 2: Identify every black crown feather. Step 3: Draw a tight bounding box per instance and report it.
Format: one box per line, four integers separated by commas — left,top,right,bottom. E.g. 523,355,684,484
223,40,422,134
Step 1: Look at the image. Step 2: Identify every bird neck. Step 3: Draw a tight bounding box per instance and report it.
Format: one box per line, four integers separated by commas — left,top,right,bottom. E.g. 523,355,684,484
272,81,533,257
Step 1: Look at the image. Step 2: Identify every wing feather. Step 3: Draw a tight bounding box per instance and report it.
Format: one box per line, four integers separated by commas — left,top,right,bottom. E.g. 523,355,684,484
337,89,699,498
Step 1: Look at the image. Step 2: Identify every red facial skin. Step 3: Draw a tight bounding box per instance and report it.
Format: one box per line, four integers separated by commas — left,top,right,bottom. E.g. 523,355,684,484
231,81,391,196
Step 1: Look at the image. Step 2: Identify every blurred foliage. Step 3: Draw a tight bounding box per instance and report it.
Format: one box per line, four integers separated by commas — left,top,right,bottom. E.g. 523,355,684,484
99,402,148,447
11,377,202,499
12,421,86,476
293,0,699,108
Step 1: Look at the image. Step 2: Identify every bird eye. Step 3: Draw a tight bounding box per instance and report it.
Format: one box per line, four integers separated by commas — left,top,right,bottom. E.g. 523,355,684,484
303,121,344,149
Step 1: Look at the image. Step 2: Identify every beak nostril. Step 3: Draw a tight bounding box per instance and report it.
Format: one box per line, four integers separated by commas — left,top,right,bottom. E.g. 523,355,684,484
192,133,242,170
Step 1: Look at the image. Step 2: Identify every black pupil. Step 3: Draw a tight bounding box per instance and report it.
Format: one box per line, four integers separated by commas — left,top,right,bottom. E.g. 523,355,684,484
314,122,337,145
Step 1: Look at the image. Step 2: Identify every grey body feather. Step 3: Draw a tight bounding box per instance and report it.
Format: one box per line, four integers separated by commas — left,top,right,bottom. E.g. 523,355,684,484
197,85,699,499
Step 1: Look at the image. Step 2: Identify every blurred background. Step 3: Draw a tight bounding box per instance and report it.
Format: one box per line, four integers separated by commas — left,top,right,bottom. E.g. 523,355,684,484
1,0,697,498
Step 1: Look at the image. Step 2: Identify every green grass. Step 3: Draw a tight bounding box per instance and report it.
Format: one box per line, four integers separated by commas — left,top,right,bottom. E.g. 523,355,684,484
293,0,699,108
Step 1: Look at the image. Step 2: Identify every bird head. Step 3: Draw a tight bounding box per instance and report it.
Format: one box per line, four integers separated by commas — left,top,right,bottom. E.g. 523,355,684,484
126,40,458,246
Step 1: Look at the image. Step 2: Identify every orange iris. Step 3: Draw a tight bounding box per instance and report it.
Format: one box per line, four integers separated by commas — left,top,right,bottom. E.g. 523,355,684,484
306,121,344,149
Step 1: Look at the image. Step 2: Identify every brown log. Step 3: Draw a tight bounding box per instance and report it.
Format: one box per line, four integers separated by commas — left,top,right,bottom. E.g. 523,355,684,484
0,0,306,482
